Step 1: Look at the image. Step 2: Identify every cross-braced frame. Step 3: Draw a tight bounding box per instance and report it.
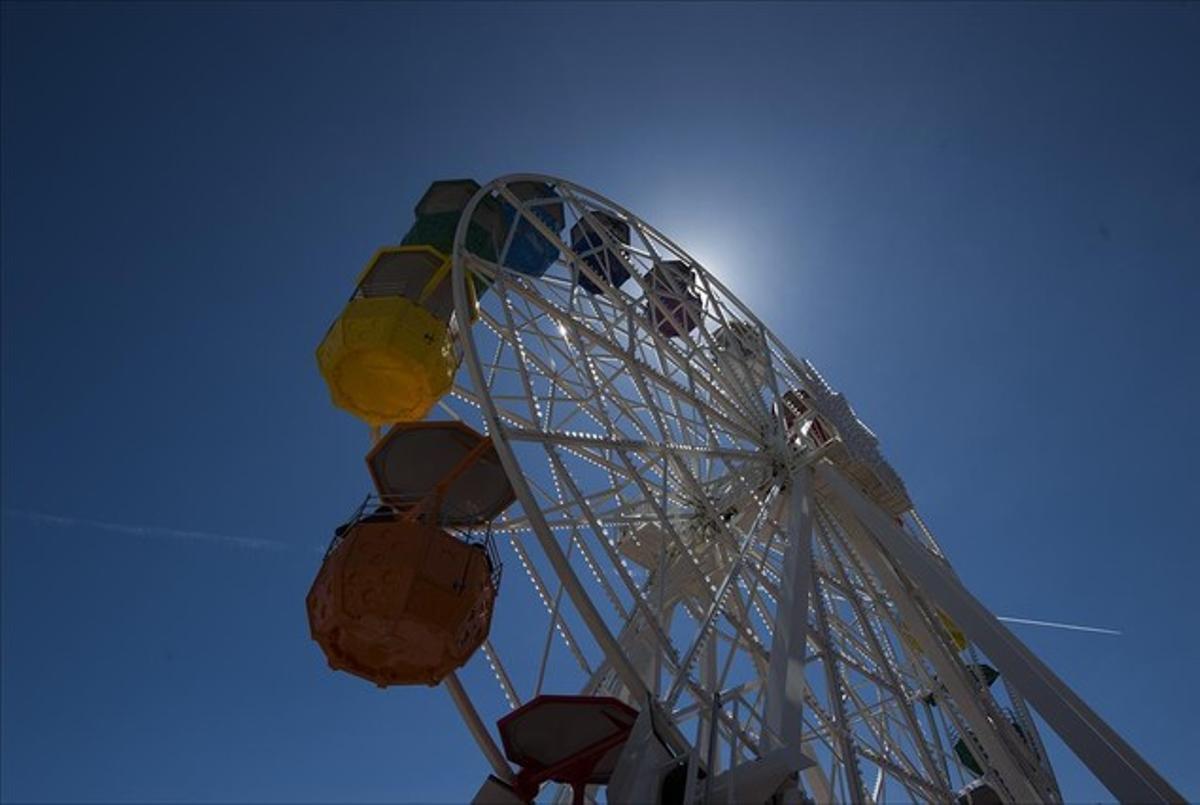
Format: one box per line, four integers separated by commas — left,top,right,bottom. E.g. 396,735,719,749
430,175,1180,805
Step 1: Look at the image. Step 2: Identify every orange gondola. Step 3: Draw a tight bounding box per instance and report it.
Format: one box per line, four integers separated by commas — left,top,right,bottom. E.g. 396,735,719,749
306,421,513,687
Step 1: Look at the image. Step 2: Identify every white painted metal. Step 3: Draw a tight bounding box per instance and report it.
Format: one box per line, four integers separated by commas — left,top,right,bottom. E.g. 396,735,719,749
432,174,1181,804
606,700,678,803
818,463,1184,804
761,468,815,761
445,671,515,784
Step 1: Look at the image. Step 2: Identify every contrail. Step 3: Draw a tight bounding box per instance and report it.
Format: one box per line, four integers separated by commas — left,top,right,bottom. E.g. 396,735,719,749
3,509,290,552
818,590,1121,637
998,616,1122,636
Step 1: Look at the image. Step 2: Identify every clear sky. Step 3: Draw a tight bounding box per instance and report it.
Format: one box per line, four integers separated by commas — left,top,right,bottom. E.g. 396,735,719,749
2,2,1197,802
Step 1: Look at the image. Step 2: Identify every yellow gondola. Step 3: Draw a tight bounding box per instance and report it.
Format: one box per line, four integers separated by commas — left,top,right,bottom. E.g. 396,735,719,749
316,245,476,425
901,608,970,655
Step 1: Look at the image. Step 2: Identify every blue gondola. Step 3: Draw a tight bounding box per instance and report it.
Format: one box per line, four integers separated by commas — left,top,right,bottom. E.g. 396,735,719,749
498,181,564,278
570,210,631,294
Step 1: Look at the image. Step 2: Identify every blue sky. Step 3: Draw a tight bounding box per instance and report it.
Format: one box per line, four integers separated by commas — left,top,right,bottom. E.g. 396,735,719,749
2,2,1197,802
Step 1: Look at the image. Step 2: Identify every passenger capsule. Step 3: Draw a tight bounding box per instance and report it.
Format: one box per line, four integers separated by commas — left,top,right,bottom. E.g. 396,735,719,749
923,663,999,706
498,181,564,277
306,422,513,687
644,260,702,338
316,245,472,425
402,179,504,297
496,695,639,804
900,608,970,656
953,712,1029,778
714,319,769,387
776,387,912,514
777,388,834,445
306,514,498,687
570,210,631,294
366,420,516,525
956,779,1003,805
403,180,503,261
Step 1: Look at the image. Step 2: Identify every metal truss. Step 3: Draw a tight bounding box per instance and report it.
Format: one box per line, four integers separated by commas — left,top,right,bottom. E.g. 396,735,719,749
427,175,1183,804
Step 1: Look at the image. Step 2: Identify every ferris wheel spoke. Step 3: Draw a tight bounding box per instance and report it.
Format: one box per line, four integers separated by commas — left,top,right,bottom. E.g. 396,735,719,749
506,531,594,678
479,640,522,710
636,317,768,440
481,291,590,396
809,629,905,703
634,354,728,465
567,527,629,622
798,689,858,786
703,548,786,687
532,543,575,700
492,461,733,539
816,525,950,748
714,508,789,652
714,583,774,690
537,459,637,624
491,283,557,432
501,426,770,465
496,472,649,527
810,589,902,681
541,448,687,671
449,384,539,433
662,486,783,710
811,658,869,800
815,510,907,633
593,332,759,478
585,350,763,519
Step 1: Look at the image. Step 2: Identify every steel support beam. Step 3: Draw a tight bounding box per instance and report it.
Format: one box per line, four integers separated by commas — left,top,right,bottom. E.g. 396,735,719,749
445,672,515,784
762,466,816,754
817,468,1039,803
817,462,1184,804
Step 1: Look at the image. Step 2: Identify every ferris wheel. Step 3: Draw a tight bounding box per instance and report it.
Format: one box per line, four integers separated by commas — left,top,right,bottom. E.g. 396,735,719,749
308,175,1181,805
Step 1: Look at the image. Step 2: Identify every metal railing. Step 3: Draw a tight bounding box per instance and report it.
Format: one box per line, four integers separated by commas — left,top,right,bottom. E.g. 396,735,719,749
323,493,503,589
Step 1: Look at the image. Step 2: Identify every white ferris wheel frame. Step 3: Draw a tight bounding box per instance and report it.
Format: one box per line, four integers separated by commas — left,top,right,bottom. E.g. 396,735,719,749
424,174,1183,804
